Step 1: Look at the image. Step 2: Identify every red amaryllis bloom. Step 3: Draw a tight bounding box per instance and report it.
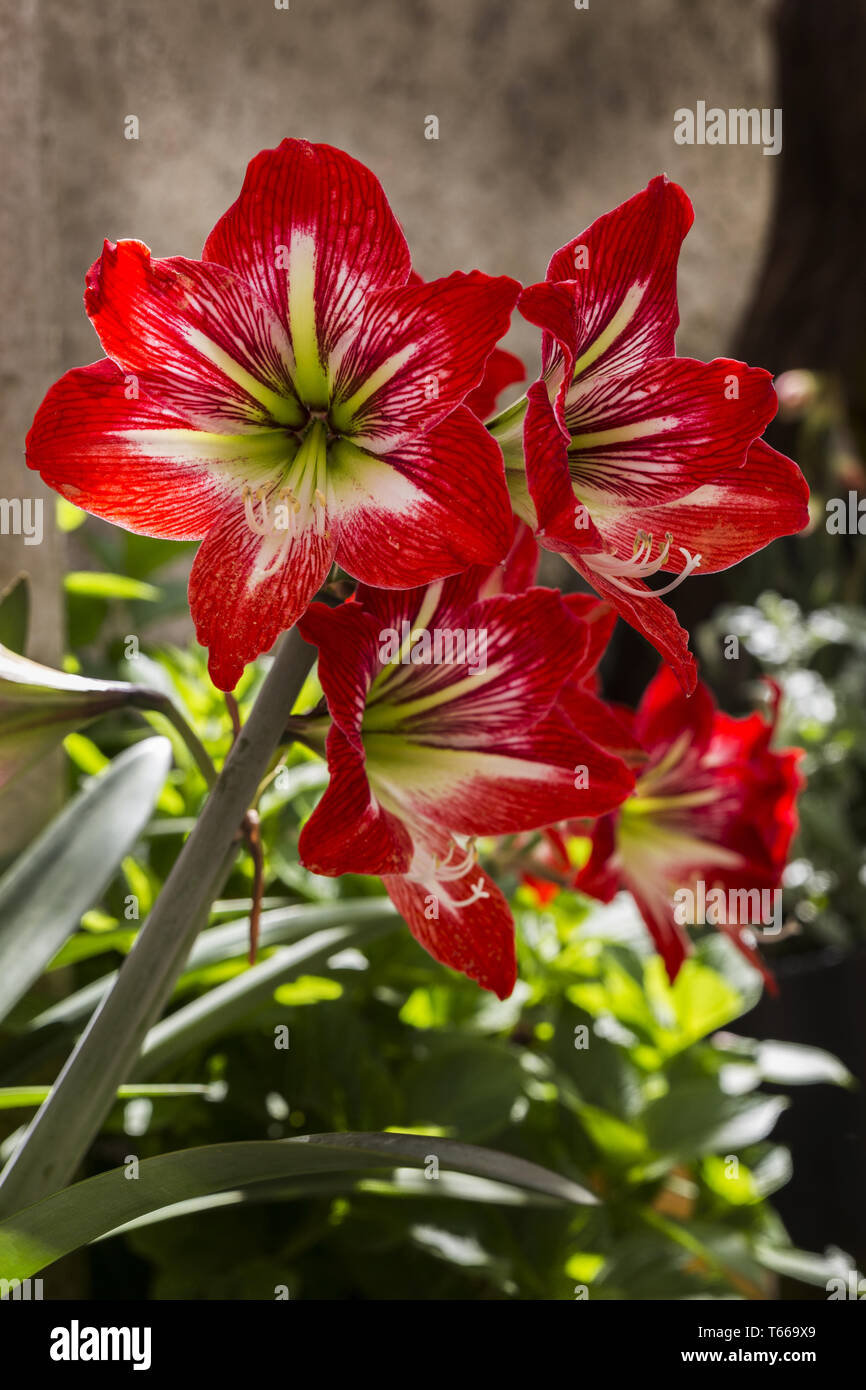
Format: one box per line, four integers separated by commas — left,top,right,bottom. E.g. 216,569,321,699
575,665,803,986
27,140,521,690
293,555,634,997
495,176,809,693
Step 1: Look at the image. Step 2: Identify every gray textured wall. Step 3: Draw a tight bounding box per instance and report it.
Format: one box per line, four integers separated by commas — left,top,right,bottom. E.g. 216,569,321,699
0,0,779,839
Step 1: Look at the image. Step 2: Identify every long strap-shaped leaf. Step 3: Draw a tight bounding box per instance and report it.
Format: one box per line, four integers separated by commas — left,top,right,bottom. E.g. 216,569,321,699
0,1131,598,1278
0,737,172,1022
0,630,315,1216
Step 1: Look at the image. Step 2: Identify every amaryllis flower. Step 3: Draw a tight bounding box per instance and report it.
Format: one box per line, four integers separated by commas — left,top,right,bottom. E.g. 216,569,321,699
574,665,803,985
27,139,521,690
292,551,634,997
492,176,809,693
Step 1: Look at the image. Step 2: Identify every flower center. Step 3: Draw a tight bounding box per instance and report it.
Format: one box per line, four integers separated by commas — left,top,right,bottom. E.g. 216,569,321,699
241,419,330,574
582,529,702,597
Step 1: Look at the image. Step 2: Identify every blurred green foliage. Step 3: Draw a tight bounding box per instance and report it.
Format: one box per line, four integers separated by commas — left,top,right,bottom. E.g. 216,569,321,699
0,522,856,1300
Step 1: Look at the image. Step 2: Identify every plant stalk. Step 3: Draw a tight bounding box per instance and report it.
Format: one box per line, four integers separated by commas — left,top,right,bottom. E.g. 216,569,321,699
0,627,315,1216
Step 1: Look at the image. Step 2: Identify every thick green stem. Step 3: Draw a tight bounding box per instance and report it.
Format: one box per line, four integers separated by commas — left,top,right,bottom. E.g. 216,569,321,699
0,627,315,1216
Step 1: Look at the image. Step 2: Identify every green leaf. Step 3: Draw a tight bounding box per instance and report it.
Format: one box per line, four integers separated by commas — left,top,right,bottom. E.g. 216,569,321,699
17,900,397,1044
0,738,172,1021
0,1084,210,1110
0,643,164,794
753,1240,857,1288
63,572,162,602
0,575,29,653
755,1040,855,1089
402,1039,526,1143
645,1081,788,1159
134,918,396,1078
0,1132,598,1277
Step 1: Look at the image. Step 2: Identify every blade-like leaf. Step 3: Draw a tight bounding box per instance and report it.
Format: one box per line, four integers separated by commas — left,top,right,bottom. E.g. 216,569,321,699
13,899,398,1046
0,642,166,794
0,738,172,1020
0,576,29,654
0,1132,598,1277
134,917,396,1077
0,1084,211,1109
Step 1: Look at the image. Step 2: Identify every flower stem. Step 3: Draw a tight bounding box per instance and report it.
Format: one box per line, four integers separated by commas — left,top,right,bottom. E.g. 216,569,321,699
0,627,315,1216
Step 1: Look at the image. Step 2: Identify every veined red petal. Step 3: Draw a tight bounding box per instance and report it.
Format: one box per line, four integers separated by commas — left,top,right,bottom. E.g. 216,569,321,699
382,867,516,999
476,518,541,597
84,240,303,431
203,139,411,359
189,501,336,690
564,357,778,508
564,546,698,694
330,408,514,588
558,686,643,760
328,271,521,447
362,587,588,748
25,359,236,539
561,593,617,686
298,600,383,749
366,708,633,837
523,380,603,544
541,175,693,383
298,725,413,876
590,439,810,574
634,664,716,751
464,346,526,422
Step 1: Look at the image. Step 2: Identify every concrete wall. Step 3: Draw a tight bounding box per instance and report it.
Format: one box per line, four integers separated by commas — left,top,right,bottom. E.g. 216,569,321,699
0,0,781,837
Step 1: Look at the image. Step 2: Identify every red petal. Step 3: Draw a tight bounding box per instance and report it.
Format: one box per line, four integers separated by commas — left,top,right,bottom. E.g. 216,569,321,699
561,593,617,686
464,346,526,421
203,139,411,355
591,439,810,574
384,709,634,836
564,357,778,508
573,814,620,903
84,240,302,431
634,665,717,751
383,867,517,998
566,553,698,695
189,502,336,690
558,686,643,760
521,372,697,691
26,359,233,538
353,583,590,746
328,271,521,446
523,380,603,543
298,600,382,749
531,175,693,384
331,407,514,587
630,888,691,983
298,725,413,876
476,518,541,597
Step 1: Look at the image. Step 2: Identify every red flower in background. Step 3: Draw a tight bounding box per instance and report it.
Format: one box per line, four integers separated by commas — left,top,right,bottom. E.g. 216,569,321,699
27,139,520,690
293,543,634,997
574,666,803,986
501,177,809,693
